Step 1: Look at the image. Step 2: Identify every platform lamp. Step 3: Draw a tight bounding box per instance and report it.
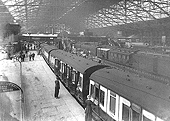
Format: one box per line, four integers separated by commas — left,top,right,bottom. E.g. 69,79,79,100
8,42,24,121
12,50,24,121
15,57,24,121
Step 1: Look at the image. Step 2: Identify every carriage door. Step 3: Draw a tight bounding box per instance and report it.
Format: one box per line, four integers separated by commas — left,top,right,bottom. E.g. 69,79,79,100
59,61,63,77
77,73,83,100
119,97,131,121
107,90,119,120
71,68,76,94
62,63,66,80
78,73,83,92
72,68,76,85
54,58,58,73
131,103,141,121
99,85,107,112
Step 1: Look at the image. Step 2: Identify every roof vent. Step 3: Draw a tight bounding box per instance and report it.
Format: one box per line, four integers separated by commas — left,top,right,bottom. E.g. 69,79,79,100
126,78,130,81
146,86,152,90
106,67,113,69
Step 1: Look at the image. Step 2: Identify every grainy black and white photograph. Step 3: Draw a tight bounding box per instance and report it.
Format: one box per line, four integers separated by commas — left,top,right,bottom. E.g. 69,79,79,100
0,0,170,121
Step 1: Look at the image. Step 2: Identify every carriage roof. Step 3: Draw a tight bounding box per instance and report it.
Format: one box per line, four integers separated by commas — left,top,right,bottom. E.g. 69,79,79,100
90,66,170,120
41,43,58,53
50,50,103,74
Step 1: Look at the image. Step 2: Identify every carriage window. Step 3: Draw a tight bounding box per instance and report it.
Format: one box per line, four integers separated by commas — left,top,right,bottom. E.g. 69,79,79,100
51,57,55,65
79,76,82,87
89,80,95,100
62,63,64,73
122,104,130,121
99,90,104,106
143,117,152,121
132,103,141,121
132,110,140,121
55,59,57,65
142,110,155,121
90,84,94,98
72,71,76,84
95,86,99,101
60,63,62,72
78,73,83,91
156,117,164,121
63,63,65,73
99,86,107,112
58,61,61,69
55,60,58,67
67,67,70,78
109,91,116,115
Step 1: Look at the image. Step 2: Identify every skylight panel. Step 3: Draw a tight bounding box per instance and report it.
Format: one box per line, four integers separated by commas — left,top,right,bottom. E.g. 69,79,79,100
2,0,16,5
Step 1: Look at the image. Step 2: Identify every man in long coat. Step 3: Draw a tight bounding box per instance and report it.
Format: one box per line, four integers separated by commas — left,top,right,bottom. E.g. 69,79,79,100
85,95,92,121
54,78,60,98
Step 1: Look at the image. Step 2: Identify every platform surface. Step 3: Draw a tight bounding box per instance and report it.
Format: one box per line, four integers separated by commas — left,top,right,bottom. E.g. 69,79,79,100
0,51,85,121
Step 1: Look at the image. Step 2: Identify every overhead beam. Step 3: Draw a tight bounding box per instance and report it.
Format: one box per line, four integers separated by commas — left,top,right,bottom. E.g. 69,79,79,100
148,0,170,17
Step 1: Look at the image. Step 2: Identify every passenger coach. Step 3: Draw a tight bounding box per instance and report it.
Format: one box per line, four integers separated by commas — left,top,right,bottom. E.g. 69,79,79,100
49,49,108,105
89,66,170,121
40,43,58,63
40,44,108,105
40,44,170,121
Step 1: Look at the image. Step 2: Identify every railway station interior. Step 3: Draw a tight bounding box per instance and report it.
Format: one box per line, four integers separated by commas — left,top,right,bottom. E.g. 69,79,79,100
0,0,170,121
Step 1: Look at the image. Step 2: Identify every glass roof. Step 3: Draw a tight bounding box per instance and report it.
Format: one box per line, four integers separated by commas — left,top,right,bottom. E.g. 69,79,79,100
1,0,42,24
1,0,170,33
1,0,85,32
84,0,170,29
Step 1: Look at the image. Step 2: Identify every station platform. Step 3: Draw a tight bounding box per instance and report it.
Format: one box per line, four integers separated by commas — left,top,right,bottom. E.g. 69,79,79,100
0,51,85,121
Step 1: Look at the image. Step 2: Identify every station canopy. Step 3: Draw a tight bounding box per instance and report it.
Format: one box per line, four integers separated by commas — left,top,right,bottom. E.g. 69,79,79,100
0,0,170,33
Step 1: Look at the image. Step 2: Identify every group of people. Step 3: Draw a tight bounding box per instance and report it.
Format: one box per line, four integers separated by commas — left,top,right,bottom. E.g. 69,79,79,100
29,52,35,61
12,51,36,62
21,52,35,62
22,43,37,51
20,52,25,62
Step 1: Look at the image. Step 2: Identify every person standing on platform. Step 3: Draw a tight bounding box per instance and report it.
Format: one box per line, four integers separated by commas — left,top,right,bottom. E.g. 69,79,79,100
85,95,92,121
32,53,35,60
29,52,32,61
21,53,25,62
54,77,60,98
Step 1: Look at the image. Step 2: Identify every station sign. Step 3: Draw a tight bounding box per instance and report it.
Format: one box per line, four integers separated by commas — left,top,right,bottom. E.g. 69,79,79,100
0,81,20,93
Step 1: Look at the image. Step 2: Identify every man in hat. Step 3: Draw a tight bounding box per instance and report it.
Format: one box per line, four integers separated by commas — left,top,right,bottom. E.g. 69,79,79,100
54,77,60,98
85,95,93,121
